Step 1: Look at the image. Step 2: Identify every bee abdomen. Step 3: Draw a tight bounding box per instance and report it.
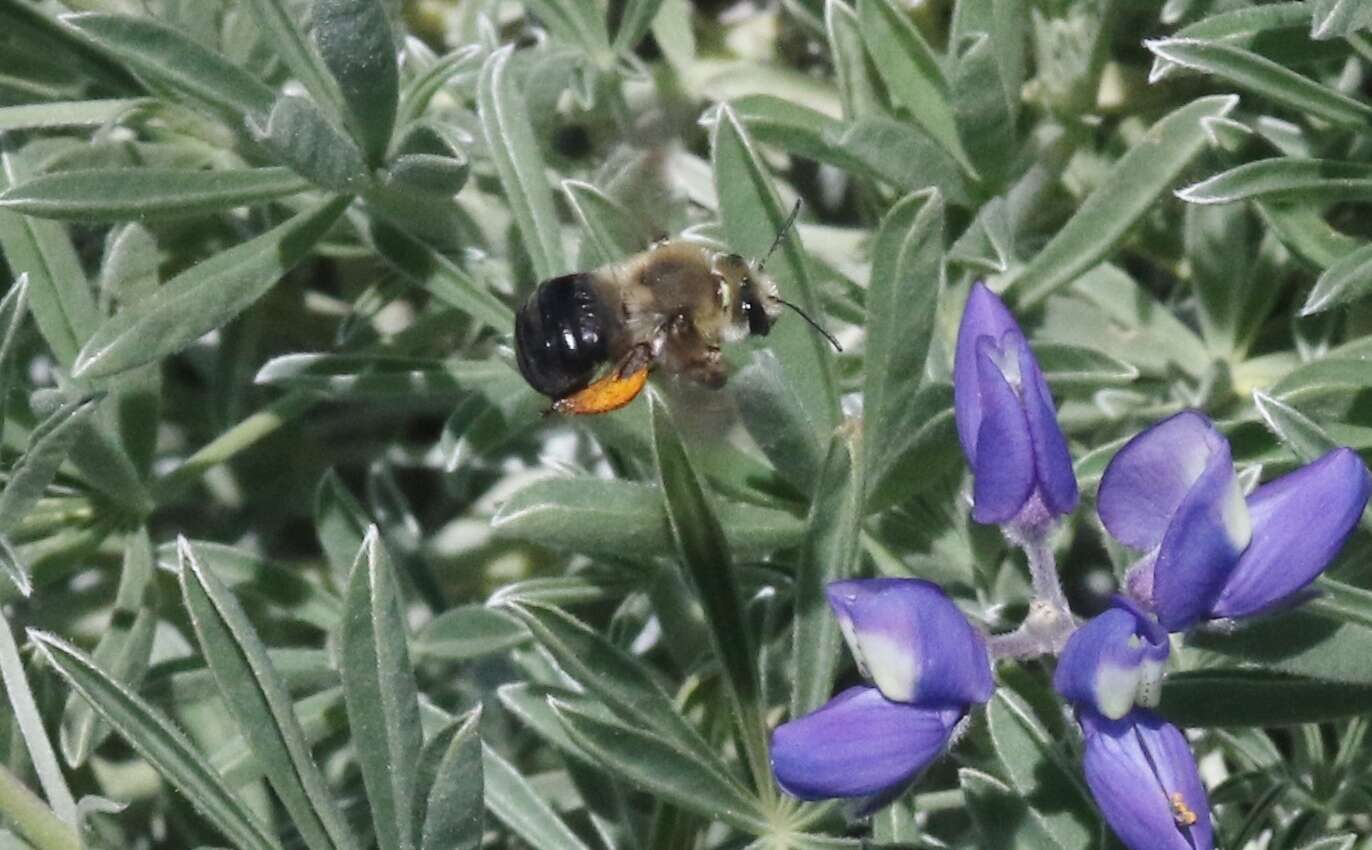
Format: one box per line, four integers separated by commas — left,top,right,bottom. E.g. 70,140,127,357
515,273,612,399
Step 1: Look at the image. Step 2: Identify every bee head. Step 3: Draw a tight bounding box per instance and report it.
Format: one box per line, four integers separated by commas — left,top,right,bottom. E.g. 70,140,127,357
713,253,782,338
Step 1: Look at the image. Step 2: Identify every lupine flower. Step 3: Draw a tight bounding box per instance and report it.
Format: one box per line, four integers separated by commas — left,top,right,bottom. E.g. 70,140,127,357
1099,410,1371,631
954,282,1078,527
1075,708,1213,850
771,579,993,807
1053,596,1168,720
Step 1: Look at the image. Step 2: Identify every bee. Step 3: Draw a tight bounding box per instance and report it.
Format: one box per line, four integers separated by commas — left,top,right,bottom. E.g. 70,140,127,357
514,204,840,415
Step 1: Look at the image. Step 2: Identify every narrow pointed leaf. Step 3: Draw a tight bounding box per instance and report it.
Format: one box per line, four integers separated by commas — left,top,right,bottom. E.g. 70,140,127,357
551,698,769,835
1013,95,1238,307
238,0,344,122
341,529,422,850
1304,241,1372,314
1179,159,1372,206
252,96,369,192
312,0,398,164
478,47,565,281
482,745,592,850
0,615,75,826
1159,670,1372,727
370,220,514,331
73,196,349,381
178,539,358,850
0,397,98,534
0,168,309,221
0,99,148,132
420,710,483,850
30,631,282,850
562,179,652,266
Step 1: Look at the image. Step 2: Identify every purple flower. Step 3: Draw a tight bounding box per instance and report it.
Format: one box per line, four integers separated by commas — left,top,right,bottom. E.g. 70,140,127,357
771,579,992,805
1054,596,1168,720
825,578,994,706
954,282,1078,527
1077,708,1213,850
1099,411,1371,631
771,686,962,802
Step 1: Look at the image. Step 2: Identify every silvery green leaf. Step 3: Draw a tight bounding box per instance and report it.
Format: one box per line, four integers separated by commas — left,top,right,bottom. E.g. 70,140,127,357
252,96,369,192
0,168,309,221
312,0,399,164
385,154,469,197
419,709,482,850
0,615,75,825
482,745,592,850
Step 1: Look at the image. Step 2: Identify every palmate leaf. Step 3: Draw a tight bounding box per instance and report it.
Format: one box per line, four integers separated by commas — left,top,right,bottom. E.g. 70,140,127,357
30,631,281,850
177,538,358,850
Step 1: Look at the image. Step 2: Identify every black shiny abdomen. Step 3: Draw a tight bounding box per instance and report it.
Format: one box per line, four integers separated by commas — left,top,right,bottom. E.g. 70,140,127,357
515,273,611,399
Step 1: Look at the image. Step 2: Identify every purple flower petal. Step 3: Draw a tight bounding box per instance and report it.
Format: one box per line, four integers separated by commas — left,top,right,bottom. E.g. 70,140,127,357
1054,597,1168,719
1079,709,1213,850
771,686,962,801
954,282,1023,462
1211,448,1371,621
826,579,994,707
1151,435,1251,631
1015,333,1078,516
971,338,1036,524
1098,412,1230,551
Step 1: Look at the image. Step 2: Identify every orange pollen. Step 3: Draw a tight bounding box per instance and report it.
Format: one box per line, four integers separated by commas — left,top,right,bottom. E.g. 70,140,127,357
1169,792,1198,827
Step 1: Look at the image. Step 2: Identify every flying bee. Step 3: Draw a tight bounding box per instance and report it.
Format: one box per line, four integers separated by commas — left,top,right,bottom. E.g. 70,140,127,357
514,203,841,415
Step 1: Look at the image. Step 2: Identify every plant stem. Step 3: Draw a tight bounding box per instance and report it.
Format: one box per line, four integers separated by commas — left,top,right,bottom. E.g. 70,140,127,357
989,533,1077,660
0,764,81,850
1025,535,1071,616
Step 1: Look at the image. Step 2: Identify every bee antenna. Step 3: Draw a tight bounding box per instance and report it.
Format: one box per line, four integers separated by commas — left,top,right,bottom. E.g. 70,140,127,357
757,199,802,274
776,297,842,352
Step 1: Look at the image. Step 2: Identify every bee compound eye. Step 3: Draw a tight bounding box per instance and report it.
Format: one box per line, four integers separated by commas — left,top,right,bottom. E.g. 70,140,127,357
742,291,771,337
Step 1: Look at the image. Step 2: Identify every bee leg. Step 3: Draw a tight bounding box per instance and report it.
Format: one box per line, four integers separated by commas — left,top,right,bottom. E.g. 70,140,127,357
552,347,652,415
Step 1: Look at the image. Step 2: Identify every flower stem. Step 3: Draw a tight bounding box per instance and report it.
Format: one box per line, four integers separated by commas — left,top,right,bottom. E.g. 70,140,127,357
989,533,1077,660
1026,535,1071,615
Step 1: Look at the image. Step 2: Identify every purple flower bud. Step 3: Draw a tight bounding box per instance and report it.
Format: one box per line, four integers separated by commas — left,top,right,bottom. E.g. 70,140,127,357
1078,708,1212,850
771,685,962,803
954,282,1078,526
1054,597,1168,720
826,578,993,707
1098,411,1371,630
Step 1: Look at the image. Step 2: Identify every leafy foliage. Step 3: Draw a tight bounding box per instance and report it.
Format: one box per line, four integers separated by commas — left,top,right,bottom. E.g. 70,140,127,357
0,0,1367,849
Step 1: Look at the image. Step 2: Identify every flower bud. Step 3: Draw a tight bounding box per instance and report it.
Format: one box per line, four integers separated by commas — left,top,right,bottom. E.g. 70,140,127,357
1054,597,1168,720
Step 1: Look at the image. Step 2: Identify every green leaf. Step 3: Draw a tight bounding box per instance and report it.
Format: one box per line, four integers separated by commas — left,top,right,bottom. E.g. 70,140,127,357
255,354,511,399
613,0,666,55
1269,358,1372,404
791,431,862,716
62,14,274,119
0,167,309,221
0,397,98,536
826,0,883,119
732,350,824,493
1312,0,1372,39
725,96,970,204
0,99,149,132
1251,390,1340,463
481,745,592,850
73,195,349,381
1257,201,1362,269
499,600,723,763
0,615,75,826
650,395,771,798
952,32,1015,187
420,710,483,850
562,179,652,266
178,538,358,850
252,96,370,192
384,154,469,198
1034,342,1140,391
491,476,804,558
414,605,528,660
0,272,30,438
60,528,155,767
987,689,1099,850
1188,610,1372,685
523,0,610,55
1146,39,1372,130
238,0,344,125
312,0,398,164
315,470,373,586
0,149,99,368
397,45,483,127
369,221,513,331
863,189,943,480
713,104,838,435
960,768,1062,850
1012,95,1239,307
1179,159,1372,206
0,537,27,599
30,631,281,850
1149,3,1311,81
865,382,961,512
856,0,973,174
478,47,566,281
551,698,769,835
1303,240,1372,314
1159,670,1372,727
340,529,422,850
